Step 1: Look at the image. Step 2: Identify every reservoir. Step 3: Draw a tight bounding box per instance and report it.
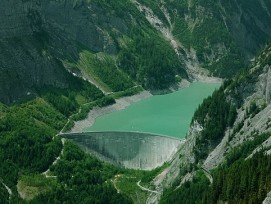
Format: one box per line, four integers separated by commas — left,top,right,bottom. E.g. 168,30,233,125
84,82,220,138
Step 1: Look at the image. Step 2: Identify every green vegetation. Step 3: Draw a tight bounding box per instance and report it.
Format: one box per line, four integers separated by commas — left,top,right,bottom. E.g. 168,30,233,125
1,1,271,203
61,0,184,92
192,85,237,161
64,51,134,92
37,79,103,117
0,78,140,202
137,0,245,78
0,77,156,203
0,180,9,204
161,42,271,204
160,171,210,204
29,141,132,203
71,96,115,122
161,136,271,204
114,163,169,204
208,151,271,204
17,174,58,201
61,95,116,132
225,133,270,166
0,99,64,188
118,27,182,89
115,175,148,204
112,86,143,99
170,0,245,77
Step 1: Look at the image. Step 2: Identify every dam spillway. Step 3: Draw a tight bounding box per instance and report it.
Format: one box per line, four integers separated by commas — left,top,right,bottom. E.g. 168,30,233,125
60,131,184,170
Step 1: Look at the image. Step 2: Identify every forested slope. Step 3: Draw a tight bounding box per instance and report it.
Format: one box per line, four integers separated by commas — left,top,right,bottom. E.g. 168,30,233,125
136,0,271,77
1,0,271,203
160,41,271,204
0,0,185,104
0,86,134,203
1,0,271,104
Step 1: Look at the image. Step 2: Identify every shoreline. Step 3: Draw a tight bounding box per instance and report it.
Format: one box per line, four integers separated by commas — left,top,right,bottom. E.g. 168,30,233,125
68,78,221,134
68,90,152,133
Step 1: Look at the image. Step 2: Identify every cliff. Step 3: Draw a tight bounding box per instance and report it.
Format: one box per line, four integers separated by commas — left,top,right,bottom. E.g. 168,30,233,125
156,41,271,204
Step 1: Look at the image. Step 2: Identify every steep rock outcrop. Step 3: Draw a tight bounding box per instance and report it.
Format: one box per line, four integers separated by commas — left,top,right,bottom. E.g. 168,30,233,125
152,43,271,203
137,0,271,77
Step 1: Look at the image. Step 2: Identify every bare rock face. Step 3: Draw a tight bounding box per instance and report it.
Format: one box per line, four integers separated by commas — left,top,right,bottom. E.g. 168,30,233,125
263,191,271,204
262,66,271,102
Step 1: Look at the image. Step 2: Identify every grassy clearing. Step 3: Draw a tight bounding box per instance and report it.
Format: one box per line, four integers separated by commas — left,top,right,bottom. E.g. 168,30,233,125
115,175,148,204
114,163,169,203
17,174,58,201
63,50,134,92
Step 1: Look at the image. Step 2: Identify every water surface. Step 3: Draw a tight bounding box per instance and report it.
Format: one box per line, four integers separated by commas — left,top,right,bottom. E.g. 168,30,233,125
84,82,220,138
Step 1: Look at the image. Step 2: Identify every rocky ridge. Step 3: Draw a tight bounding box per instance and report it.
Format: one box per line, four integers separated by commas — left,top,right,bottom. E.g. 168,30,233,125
148,42,271,204
132,0,219,82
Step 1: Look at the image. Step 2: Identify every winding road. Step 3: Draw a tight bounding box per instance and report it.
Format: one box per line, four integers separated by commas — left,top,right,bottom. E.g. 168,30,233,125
42,138,65,178
137,180,160,194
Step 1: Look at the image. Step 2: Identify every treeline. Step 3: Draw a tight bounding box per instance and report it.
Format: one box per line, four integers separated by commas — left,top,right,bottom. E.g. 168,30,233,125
160,135,271,204
192,85,237,161
118,27,183,89
31,142,132,204
0,96,133,202
160,171,210,204
95,0,185,90
76,51,135,92
63,0,185,91
0,183,9,204
208,148,271,204
0,99,65,187
38,80,104,117
152,0,245,78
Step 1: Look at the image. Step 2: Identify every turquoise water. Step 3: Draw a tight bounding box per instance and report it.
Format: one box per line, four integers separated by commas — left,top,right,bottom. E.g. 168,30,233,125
84,82,220,138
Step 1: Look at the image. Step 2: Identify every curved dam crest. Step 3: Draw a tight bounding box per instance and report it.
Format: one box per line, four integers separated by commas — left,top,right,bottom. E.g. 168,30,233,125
60,131,185,170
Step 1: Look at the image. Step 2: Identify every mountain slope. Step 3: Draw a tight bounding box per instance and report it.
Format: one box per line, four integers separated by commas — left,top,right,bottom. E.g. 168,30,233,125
135,0,271,77
1,0,271,104
0,0,184,104
1,1,271,203
158,41,271,204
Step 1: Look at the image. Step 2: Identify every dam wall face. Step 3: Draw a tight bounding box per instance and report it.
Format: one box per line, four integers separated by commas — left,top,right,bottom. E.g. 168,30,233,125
61,132,183,170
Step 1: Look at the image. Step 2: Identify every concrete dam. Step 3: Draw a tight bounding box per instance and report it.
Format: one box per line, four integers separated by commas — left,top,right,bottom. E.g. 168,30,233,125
60,131,184,170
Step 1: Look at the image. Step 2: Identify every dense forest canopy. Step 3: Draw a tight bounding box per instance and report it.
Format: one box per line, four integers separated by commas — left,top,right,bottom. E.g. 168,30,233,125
0,0,271,203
